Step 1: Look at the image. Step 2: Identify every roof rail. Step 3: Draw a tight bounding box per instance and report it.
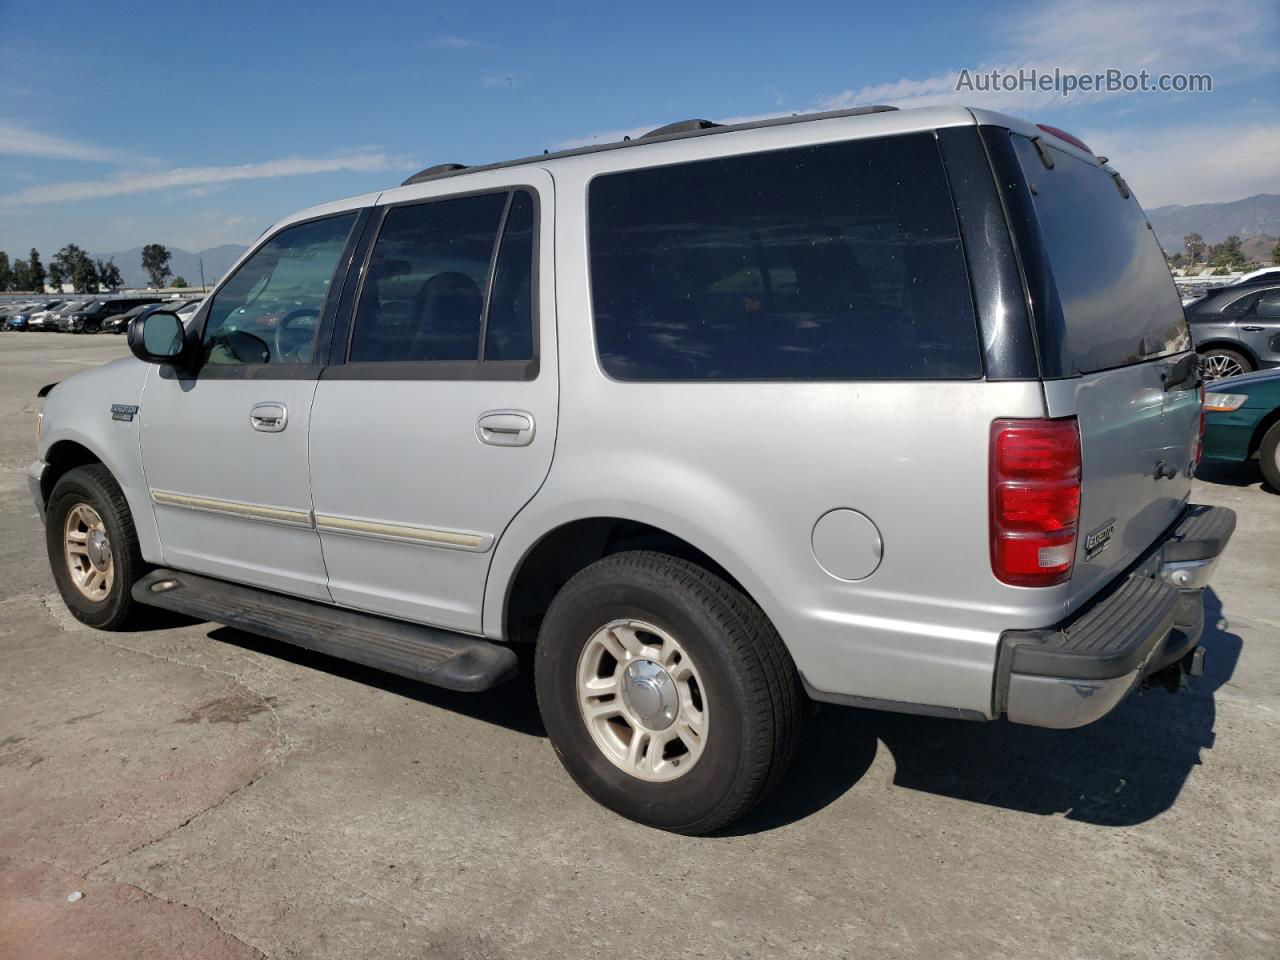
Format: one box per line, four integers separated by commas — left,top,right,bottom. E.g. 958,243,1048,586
640,119,721,139
401,162,470,186
392,104,904,189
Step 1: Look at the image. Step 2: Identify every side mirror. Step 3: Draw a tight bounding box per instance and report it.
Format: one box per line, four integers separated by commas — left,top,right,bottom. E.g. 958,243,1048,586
128,311,188,366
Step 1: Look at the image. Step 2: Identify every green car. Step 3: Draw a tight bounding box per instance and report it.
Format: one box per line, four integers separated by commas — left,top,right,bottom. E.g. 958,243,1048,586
1203,368,1280,490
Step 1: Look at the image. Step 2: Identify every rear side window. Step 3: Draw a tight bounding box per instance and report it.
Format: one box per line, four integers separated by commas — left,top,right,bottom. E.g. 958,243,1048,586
1010,135,1189,375
349,188,536,366
588,132,980,381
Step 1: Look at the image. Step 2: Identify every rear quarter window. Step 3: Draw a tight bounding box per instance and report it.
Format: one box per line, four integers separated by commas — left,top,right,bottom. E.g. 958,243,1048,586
588,132,981,381
1010,134,1190,376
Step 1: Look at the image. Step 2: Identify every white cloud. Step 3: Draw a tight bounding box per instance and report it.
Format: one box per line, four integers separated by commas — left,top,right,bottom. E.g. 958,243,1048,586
0,119,138,163
1,151,408,207
821,0,1278,114
1078,122,1280,207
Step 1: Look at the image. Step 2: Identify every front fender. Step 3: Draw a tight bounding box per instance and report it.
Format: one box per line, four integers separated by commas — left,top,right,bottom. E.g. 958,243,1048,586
37,359,160,562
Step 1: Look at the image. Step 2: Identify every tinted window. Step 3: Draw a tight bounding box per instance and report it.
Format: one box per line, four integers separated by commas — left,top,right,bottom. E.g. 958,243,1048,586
1011,135,1189,375
1256,289,1280,319
588,133,980,381
485,190,535,361
1220,291,1260,316
204,213,355,365
350,192,508,363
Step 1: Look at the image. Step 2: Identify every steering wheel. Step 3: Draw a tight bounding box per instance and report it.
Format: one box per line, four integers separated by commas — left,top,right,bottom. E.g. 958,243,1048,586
273,308,320,362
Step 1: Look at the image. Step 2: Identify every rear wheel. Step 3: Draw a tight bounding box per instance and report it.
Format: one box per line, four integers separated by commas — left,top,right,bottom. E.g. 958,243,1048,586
1200,347,1253,382
45,464,147,630
535,551,803,834
1259,422,1280,492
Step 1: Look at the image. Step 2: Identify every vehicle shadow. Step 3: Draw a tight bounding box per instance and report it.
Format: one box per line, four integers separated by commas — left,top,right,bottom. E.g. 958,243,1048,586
206,590,1240,836
727,588,1241,834
207,625,547,738
1196,459,1275,494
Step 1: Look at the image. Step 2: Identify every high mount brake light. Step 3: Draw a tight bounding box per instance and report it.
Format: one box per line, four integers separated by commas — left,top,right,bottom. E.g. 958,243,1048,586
990,418,1082,587
1035,123,1094,154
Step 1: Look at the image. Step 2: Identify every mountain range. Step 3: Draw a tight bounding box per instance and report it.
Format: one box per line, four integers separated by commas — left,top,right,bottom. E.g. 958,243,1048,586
1145,194,1280,251
92,244,247,291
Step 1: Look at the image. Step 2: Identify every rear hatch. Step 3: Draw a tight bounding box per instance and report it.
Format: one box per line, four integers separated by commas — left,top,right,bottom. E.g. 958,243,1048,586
1006,131,1199,604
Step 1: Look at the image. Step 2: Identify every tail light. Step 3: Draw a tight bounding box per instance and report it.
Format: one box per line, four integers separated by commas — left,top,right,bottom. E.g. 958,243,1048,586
990,418,1082,587
1194,384,1206,467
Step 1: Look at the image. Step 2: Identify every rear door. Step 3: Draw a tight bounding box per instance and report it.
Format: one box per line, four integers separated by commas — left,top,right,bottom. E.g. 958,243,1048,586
1236,287,1280,368
308,172,556,633
1001,131,1200,602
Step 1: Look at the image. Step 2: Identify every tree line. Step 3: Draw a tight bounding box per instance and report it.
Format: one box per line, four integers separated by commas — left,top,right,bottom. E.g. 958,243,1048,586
0,243,188,293
1167,234,1280,274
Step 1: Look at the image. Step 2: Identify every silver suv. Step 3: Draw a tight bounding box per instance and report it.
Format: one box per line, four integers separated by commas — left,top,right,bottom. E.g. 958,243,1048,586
30,105,1234,834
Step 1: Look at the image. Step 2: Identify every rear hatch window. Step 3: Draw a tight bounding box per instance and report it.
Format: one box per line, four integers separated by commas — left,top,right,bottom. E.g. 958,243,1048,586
1009,134,1189,377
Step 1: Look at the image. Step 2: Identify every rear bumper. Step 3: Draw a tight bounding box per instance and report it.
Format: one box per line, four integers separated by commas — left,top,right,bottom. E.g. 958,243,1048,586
997,504,1235,729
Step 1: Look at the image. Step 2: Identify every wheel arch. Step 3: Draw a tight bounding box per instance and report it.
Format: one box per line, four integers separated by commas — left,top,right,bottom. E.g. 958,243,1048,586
1197,339,1260,369
1248,407,1280,458
41,439,106,505
38,426,162,563
490,514,773,646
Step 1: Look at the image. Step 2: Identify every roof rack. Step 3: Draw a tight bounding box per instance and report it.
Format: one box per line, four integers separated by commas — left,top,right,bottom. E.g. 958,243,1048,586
401,162,470,187
640,119,721,139
396,104,900,188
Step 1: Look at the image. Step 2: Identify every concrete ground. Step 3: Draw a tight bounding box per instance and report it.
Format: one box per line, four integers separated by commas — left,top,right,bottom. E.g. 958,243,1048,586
1,330,1277,960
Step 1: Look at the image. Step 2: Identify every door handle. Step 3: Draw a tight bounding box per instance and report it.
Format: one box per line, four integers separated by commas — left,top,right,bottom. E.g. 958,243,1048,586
476,410,534,447
250,402,288,433
1240,325,1264,332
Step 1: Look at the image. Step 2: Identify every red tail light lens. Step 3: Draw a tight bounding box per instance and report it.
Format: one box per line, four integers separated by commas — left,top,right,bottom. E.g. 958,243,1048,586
990,418,1082,587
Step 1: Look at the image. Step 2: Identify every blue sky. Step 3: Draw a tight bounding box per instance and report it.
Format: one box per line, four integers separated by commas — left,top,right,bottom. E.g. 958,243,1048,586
2,0,1278,257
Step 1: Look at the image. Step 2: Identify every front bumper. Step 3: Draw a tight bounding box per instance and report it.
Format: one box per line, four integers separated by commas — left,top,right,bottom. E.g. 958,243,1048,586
27,460,47,522
996,504,1235,729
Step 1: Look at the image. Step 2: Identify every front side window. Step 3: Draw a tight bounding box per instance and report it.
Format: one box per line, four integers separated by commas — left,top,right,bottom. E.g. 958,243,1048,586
349,189,536,365
588,133,980,381
203,213,356,366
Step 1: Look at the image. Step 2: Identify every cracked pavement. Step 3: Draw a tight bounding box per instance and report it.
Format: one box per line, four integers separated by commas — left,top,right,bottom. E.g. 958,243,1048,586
1,332,1278,959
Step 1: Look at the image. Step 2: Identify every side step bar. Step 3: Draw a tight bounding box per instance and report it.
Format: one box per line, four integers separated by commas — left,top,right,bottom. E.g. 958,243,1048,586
132,569,518,693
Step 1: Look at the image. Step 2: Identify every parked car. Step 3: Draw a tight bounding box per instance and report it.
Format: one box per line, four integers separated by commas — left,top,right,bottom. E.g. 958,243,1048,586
61,297,162,333
1,301,41,330
1185,283,1280,380
29,301,85,331
2,299,63,331
101,299,200,334
1230,266,1280,287
30,105,1234,834
1203,367,1280,490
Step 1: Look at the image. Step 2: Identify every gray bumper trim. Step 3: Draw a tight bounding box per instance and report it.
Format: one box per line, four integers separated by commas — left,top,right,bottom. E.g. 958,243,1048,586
27,460,47,523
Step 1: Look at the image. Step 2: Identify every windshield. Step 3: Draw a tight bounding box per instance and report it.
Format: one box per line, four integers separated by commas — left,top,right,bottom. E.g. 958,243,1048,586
1010,134,1189,376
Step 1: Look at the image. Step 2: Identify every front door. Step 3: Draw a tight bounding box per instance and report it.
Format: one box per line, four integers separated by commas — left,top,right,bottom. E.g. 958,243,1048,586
139,211,361,600
308,173,556,633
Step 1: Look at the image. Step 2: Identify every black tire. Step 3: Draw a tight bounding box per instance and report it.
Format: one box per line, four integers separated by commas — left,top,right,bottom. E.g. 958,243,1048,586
45,464,147,630
1200,346,1254,382
1259,422,1280,492
535,551,803,834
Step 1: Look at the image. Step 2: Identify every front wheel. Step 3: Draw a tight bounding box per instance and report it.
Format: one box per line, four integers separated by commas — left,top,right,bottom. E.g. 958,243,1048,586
45,464,147,630
535,551,803,834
